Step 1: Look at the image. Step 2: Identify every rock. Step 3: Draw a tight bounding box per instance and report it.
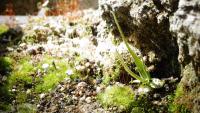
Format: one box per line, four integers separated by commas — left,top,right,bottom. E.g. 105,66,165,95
77,82,87,88
2,76,7,81
169,0,200,112
26,89,31,94
96,86,102,93
79,95,86,102
137,86,151,95
19,43,27,49
72,95,78,100
85,62,90,68
85,97,92,103
27,48,37,55
150,78,165,89
99,0,180,78
40,93,46,99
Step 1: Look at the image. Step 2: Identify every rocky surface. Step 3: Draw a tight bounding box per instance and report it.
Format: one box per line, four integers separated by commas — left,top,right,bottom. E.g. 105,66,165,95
99,0,199,112
0,0,199,112
170,0,200,112
37,79,110,113
99,0,180,78
170,0,200,75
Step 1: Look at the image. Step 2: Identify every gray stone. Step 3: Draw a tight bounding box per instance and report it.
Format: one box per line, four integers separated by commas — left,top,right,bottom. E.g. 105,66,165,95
99,0,180,78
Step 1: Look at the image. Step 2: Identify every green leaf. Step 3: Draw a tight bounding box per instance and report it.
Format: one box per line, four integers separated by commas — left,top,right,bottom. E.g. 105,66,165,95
116,51,143,82
112,11,151,84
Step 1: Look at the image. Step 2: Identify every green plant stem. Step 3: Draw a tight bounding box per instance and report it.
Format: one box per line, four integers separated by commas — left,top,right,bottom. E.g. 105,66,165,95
112,11,151,84
116,51,144,82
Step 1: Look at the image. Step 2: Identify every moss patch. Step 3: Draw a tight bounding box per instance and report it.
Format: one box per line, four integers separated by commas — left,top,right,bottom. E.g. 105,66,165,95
97,85,134,111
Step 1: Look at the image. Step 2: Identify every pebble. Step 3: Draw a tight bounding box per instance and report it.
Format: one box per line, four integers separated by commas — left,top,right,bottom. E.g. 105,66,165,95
19,43,27,49
60,87,65,91
27,48,37,55
26,89,31,94
85,97,92,103
137,86,151,95
2,76,7,81
85,62,90,67
72,95,78,100
11,89,16,92
77,82,87,88
40,93,46,99
96,86,102,93
79,95,86,102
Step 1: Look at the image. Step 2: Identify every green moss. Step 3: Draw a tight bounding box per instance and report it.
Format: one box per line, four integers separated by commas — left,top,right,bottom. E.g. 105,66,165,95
0,57,13,97
97,85,134,111
0,24,9,36
168,85,191,113
16,92,27,103
9,57,34,87
0,57,13,75
0,102,11,111
102,61,121,85
34,56,69,93
17,103,36,113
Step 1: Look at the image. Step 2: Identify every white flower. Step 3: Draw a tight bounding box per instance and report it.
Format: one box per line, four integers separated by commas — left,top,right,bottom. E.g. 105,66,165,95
66,69,73,76
42,63,49,70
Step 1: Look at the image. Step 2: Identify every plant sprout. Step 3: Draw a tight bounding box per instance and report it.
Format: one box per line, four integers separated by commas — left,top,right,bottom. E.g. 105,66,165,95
112,11,153,87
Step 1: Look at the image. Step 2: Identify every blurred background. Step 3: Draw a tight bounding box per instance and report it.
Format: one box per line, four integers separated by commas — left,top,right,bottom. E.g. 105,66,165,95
0,0,98,16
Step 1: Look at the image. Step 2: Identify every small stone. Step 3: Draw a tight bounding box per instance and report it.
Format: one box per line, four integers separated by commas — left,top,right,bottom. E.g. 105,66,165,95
85,97,92,103
147,65,155,72
137,86,151,94
72,95,78,100
36,104,40,108
96,78,102,84
60,87,65,91
153,93,161,99
75,65,82,71
78,91,84,96
19,43,27,49
26,89,31,94
27,48,37,55
79,95,86,102
11,89,16,92
6,47,14,52
85,62,90,67
96,86,102,93
77,82,87,88
150,78,165,89
40,93,46,99
2,76,7,81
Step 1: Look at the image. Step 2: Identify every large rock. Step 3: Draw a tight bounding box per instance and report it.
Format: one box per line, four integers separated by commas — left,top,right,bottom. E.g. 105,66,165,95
170,0,200,76
99,0,180,78
170,0,200,112
99,0,200,112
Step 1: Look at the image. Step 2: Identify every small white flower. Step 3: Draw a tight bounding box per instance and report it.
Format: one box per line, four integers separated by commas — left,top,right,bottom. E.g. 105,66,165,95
66,69,73,76
42,63,49,70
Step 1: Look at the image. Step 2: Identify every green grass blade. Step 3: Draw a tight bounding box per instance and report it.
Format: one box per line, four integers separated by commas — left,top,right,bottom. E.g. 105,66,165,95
116,51,143,82
112,11,151,82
